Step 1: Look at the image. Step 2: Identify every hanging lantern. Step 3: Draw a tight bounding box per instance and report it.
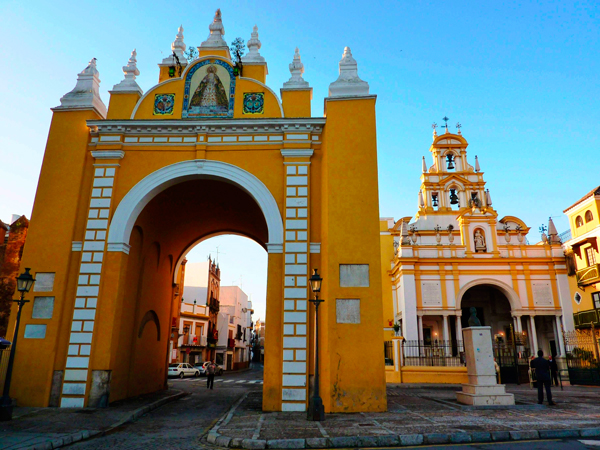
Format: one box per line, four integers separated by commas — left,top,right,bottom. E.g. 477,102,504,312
168,66,176,77
449,189,459,205
446,154,455,170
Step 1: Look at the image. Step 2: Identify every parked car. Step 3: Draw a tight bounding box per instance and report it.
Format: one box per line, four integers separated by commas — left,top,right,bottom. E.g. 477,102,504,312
197,361,224,376
168,363,200,378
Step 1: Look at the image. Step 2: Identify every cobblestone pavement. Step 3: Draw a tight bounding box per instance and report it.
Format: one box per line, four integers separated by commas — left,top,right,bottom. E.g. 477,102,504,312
65,365,263,450
215,383,600,442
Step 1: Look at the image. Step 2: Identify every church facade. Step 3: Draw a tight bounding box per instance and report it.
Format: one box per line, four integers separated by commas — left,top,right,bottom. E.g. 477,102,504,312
380,128,574,383
6,11,386,412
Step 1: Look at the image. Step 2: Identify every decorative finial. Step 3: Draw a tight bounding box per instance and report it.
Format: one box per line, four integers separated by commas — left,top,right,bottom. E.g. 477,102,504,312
57,58,107,118
112,49,142,94
474,155,480,172
283,47,309,88
242,25,265,63
456,122,462,135
422,156,428,173
442,116,449,133
548,217,560,243
539,224,548,244
201,9,227,48
485,189,492,207
162,26,188,67
432,122,438,138
418,190,425,208
328,46,369,97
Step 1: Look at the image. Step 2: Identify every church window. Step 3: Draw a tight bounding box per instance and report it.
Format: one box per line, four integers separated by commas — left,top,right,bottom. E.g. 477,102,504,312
585,210,594,223
576,216,584,227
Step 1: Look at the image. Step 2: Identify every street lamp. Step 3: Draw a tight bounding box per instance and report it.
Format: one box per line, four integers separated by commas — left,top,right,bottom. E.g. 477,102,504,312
0,268,35,421
307,268,325,421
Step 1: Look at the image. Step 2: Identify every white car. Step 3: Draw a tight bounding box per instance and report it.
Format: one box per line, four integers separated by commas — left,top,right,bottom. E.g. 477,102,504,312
168,363,200,378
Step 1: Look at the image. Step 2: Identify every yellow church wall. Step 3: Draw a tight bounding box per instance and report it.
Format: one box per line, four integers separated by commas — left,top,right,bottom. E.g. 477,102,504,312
281,89,312,118
320,96,387,413
107,92,142,120
380,222,395,328
242,64,267,84
233,78,283,118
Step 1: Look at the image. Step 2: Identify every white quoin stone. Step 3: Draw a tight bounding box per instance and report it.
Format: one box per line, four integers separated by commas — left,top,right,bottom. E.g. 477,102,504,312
242,25,265,63
58,58,107,118
112,49,143,94
475,155,481,172
201,9,227,48
422,156,427,173
162,25,188,67
328,47,369,97
283,48,309,89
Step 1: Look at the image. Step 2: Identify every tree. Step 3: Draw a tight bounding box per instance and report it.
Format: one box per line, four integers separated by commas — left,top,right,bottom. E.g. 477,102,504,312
230,37,245,76
184,46,198,63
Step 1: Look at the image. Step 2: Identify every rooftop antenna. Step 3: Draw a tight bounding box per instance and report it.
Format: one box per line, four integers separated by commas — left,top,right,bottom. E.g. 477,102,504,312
211,246,226,264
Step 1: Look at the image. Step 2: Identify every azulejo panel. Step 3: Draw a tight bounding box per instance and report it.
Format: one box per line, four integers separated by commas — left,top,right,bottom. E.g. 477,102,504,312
243,92,264,114
154,94,175,115
182,59,236,119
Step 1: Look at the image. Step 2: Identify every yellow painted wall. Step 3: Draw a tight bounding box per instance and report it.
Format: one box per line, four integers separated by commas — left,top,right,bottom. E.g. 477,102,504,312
380,220,395,329
107,92,142,120
281,89,312,118
398,366,468,384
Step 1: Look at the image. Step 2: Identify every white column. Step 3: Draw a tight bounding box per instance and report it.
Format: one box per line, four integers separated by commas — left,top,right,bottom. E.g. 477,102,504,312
555,315,565,357
417,315,424,342
530,315,539,353
455,314,463,349
443,314,450,356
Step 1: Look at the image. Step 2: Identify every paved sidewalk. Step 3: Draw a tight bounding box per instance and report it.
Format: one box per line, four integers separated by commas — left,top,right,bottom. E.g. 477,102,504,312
208,384,600,448
0,389,185,450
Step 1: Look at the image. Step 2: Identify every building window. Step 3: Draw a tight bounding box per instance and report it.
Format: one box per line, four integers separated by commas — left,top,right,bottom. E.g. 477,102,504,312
576,216,584,227
574,292,582,304
585,210,594,223
586,246,597,267
593,292,600,310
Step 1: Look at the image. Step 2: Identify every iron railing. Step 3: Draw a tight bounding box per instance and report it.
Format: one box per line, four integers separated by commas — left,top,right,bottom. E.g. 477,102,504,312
401,340,465,367
384,341,394,366
574,309,600,328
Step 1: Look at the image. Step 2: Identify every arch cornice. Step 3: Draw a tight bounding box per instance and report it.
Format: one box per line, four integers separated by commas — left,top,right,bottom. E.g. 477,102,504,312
107,160,284,252
455,278,522,313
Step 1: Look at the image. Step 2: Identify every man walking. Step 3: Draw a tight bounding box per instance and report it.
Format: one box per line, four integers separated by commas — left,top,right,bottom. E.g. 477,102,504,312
206,361,216,390
530,350,555,405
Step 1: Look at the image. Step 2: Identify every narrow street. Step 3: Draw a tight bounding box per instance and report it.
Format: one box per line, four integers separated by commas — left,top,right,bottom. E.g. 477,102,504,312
66,364,264,450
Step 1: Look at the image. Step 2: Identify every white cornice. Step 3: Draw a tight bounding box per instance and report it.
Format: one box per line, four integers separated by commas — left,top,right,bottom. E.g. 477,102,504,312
280,149,314,158
91,150,125,160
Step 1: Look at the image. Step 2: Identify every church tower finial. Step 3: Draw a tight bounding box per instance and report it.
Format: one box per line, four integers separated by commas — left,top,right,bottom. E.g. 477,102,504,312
475,155,480,173
283,48,309,88
112,49,142,94
161,25,188,67
242,25,265,63
418,190,425,208
57,58,107,118
201,8,227,48
422,156,428,173
328,47,369,97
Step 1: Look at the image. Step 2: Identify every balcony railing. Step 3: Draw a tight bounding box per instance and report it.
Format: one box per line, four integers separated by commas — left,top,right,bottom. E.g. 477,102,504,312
574,309,600,328
227,338,236,348
401,340,465,367
181,335,207,347
577,264,600,286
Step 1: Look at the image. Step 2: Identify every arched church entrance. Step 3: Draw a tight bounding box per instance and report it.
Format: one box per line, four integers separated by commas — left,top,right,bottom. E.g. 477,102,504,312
460,284,530,383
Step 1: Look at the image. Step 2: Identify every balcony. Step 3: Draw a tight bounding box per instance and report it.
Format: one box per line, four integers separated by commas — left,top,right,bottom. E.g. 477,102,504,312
574,309,600,328
181,335,207,347
227,338,236,349
576,264,600,286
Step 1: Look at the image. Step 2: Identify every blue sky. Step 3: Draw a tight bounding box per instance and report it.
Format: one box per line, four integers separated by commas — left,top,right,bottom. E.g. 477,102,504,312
1,1,598,315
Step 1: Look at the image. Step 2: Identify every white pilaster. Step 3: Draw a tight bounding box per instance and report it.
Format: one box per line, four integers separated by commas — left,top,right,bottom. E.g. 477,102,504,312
555,315,565,356
529,315,539,352
442,314,450,356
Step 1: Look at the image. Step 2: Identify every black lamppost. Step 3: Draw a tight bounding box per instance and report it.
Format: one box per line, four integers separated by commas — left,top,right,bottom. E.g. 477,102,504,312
307,269,325,421
0,268,35,421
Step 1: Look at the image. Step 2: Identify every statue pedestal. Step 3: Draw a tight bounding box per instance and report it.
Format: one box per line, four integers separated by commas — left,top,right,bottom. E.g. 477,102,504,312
456,326,515,406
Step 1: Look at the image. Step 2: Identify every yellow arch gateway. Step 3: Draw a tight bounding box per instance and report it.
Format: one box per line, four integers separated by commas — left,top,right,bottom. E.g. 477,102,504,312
8,15,386,413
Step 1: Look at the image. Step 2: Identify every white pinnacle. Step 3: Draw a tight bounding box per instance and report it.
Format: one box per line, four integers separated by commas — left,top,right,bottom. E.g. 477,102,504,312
162,25,188,66
242,25,265,63
112,49,143,94
328,46,369,97
475,156,480,172
485,189,492,207
422,156,428,173
418,190,425,208
201,9,227,48
283,48,309,89
58,58,107,117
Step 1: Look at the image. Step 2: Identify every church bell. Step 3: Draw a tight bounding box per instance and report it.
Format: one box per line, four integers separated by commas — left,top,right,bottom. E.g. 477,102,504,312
446,154,455,170
449,189,459,205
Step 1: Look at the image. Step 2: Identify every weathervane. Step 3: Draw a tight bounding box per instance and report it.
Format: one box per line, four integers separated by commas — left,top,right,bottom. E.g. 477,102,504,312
442,116,449,132
456,122,462,134
539,224,548,234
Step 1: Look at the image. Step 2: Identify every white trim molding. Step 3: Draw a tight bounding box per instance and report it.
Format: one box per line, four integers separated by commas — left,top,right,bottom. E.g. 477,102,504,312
72,242,83,251
107,243,131,254
309,243,321,254
281,149,314,158
267,243,283,253
91,150,125,160
107,160,284,251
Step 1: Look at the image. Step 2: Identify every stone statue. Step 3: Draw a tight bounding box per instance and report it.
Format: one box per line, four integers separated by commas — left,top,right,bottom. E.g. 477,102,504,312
474,229,486,252
468,307,481,327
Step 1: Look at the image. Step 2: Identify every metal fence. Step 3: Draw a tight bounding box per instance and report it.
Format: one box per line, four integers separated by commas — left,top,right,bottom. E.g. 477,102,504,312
564,329,600,385
401,340,465,367
0,347,9,393
384,341,394,366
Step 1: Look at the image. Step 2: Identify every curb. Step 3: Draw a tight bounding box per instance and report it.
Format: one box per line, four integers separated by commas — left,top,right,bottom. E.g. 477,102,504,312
23,390,186,450
209,425,600,448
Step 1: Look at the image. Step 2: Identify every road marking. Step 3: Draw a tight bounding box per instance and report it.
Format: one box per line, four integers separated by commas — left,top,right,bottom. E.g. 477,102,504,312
580,440,600,447
223,380,235,383
235,380,247,383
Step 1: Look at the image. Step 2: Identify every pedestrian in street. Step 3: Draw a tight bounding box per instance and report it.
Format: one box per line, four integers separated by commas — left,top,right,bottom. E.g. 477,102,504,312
530,350,555,405
549,354,559,386
206,360,216,390
493,358,500,384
